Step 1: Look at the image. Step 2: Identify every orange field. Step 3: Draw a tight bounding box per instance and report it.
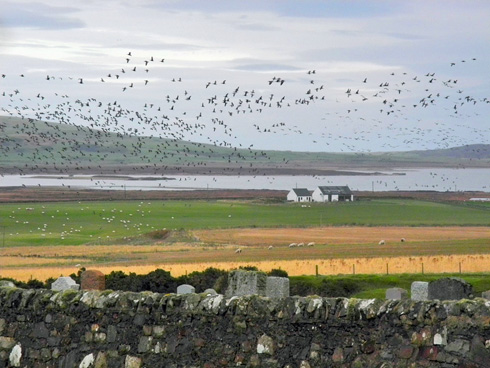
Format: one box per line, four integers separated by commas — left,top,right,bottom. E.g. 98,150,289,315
193,226,490,246
1,226,490,282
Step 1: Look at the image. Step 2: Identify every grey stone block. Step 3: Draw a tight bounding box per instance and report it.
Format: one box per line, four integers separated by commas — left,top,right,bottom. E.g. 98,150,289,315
428,277,473,301
51,276,80,291
177,284,195,294
386,287,408,300
225,270,267,297
266,277,289,298
411,281,429,301
481,290,490,300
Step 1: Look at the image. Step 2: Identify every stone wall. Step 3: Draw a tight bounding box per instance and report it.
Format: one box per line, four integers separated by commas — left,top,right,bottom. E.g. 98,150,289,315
0,286,489,367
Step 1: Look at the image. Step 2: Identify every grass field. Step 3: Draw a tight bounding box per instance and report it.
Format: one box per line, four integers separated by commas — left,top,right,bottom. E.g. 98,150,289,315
1,199,489,247
1,198,489,282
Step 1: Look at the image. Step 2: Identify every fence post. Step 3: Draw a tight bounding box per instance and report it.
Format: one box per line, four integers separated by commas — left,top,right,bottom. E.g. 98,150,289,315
353,264,355,275
315,265,319,277
386,263,389,275
422,263,424,274
459,262,462,274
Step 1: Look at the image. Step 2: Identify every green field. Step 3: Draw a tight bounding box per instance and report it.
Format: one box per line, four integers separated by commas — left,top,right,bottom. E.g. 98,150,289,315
290,273,490,299
1,199,489,247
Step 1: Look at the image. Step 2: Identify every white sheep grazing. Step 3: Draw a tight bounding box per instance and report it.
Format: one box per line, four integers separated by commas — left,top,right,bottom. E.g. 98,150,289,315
378,240,385,245
268,245,273,250
289,243,297,248
400,238,406,242
297,242,304,247
235,248,242,253
307,242,315,247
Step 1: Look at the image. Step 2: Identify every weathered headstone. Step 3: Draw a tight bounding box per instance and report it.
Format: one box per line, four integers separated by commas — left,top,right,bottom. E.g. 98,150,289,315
0,280,15,288
51,276,80,291
80,270,105,291
266,276,289,298
203,288,217,296
225,270,267,297
428,277,473,300
177,284,195,294
386,287,408,300
411,281,429,301
482,290,490,300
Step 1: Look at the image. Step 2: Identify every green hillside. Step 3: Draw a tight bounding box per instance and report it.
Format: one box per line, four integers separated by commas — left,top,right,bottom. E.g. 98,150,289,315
1,116,489,174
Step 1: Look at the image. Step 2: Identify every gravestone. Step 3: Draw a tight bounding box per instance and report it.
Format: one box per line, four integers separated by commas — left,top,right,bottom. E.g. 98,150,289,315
177,284,195,294
203,288,217,296
0,280,15,288
225,270,267,297
411,281,429,301
80,270,105,291
481,290,490,300
386,287,408,300
51,276,80,291
428,277,473,300
266,276,290,298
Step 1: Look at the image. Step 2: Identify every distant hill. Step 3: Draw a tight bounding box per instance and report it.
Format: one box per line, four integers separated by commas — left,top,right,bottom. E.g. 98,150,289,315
1,116,489,175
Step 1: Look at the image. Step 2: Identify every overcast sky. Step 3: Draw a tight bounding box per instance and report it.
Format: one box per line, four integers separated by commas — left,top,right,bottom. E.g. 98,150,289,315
1,0,489,152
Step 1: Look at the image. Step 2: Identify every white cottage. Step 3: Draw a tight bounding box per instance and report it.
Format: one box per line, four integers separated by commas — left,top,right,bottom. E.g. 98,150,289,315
287,188,312,202
312,186,354,202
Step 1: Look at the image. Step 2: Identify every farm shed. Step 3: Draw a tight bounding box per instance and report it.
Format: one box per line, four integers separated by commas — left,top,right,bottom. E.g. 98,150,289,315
287,188,312,202
312,185,354,202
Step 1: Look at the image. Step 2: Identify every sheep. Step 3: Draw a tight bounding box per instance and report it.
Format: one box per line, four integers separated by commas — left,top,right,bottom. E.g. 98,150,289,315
235,248,242,253
400,238,406,242
289,243,297,248
268,245,273,250
297,242,304,247
307,242,315,247
378,240,385,245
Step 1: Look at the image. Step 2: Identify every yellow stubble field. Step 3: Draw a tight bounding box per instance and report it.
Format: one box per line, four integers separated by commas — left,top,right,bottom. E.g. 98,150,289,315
1,226,490,281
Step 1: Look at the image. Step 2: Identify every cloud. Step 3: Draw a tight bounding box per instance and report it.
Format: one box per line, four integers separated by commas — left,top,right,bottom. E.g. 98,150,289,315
230,61,301,72
2,2,85,30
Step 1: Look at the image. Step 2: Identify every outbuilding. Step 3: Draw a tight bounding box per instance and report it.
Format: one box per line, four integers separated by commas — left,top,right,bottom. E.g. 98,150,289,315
287,188,312,202
312,185,354,202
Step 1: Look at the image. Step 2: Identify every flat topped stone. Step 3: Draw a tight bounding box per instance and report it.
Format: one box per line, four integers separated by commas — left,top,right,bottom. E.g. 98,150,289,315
411,281,429,301
428,277,473,301
226,270,267,297
81,270,105,291
177,284,195,294
386,287,408,300
51,276,80,291
266,277,290,298
482,290,490,300
0,280,15,288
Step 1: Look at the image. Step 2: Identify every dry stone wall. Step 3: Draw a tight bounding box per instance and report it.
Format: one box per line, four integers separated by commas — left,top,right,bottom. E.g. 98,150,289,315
0,286,489,367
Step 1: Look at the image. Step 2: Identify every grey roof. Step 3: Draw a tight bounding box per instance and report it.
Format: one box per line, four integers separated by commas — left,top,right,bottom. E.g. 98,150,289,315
291,188,311,197
317,186,352,195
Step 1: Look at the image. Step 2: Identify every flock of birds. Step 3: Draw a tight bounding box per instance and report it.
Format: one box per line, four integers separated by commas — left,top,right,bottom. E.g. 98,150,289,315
0,52,489,176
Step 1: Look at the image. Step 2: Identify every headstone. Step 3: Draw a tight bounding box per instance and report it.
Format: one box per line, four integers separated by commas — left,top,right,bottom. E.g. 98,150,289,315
266,276,289,298
411,281,429,301
0,280,15,288
482,290,490,300
177,284,195,294
428,277,473,300
386,287,408,300
203,288,217,296
51,276,80,291
225,270,267,297
80,270,105,291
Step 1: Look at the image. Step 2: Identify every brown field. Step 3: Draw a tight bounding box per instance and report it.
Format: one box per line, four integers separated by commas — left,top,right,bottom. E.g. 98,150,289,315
1,225,490,282
194,226,490,246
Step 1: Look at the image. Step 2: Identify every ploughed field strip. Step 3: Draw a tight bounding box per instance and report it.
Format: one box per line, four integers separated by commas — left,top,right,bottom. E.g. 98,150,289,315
193,226,490,246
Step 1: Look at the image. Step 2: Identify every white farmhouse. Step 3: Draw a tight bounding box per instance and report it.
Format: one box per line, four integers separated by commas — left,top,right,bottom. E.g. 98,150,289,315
287,188,312,202
312,186,354,202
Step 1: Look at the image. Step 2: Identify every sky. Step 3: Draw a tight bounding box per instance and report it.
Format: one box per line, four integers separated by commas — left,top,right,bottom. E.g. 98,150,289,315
1,0,489,153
